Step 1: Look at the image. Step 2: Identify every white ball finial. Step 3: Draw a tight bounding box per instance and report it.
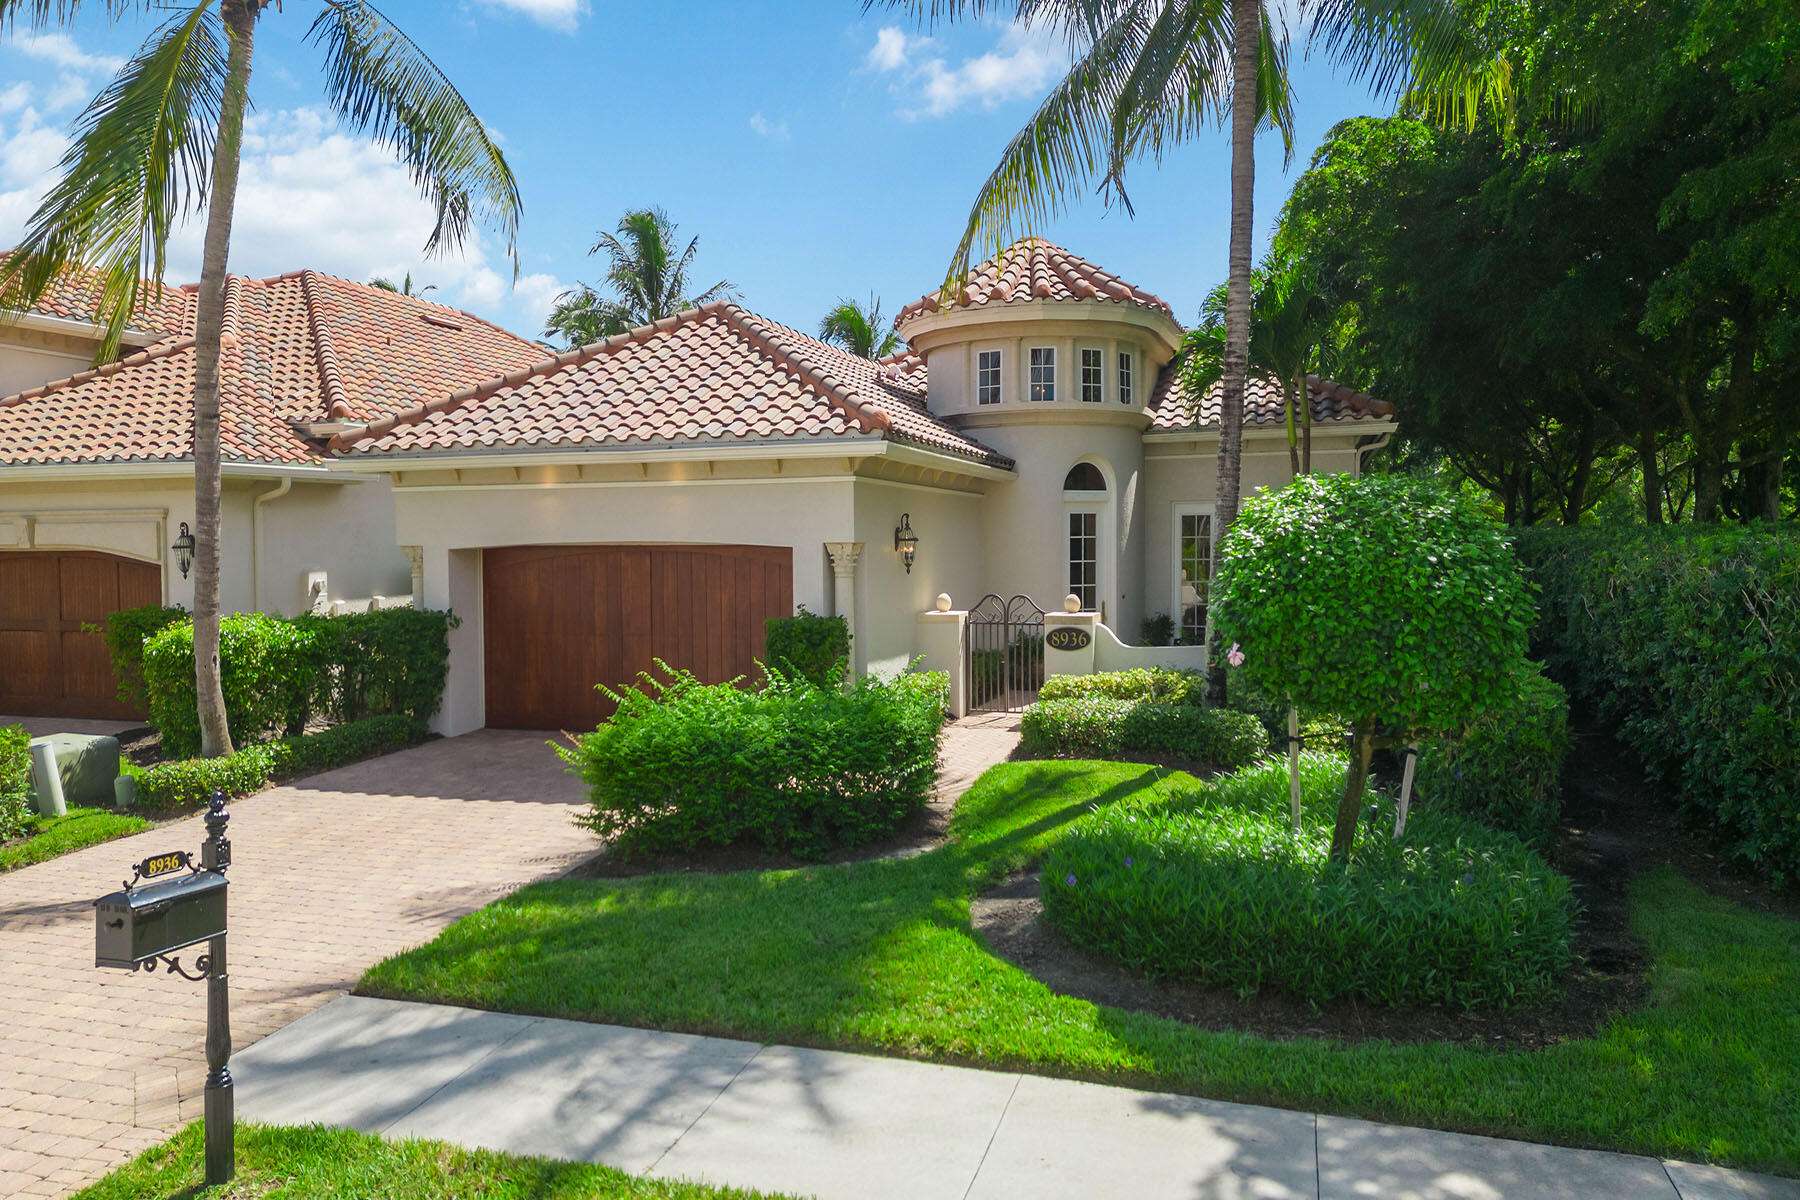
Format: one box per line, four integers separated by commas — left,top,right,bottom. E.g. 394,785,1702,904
1063,593,1081,613
936,593,952,612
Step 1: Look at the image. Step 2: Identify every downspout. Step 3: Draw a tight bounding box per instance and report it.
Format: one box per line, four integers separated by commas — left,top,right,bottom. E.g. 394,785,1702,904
1353,432,1393,477
251,476,292,612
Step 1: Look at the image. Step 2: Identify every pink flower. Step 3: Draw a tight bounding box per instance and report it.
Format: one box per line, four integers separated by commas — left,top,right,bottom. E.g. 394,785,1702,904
1226,643,1245,667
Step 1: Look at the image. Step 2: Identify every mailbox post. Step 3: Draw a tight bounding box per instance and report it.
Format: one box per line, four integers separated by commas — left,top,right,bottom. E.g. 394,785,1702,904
93,790,234,1186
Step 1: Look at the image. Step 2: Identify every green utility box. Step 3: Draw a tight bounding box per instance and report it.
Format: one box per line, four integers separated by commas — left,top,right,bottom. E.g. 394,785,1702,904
30,733,121,808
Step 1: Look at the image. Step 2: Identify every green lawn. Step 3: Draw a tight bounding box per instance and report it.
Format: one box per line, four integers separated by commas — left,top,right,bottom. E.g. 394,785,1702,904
72,1122,795,1199
362,760,1800,1175
0,804,150,872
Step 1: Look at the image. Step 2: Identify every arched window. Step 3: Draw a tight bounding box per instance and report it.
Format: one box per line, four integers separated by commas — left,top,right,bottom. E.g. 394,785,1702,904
1063,462,1106,492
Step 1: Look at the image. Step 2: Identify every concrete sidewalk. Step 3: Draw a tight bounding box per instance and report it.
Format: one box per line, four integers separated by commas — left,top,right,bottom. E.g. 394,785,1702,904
234,996,1798,1200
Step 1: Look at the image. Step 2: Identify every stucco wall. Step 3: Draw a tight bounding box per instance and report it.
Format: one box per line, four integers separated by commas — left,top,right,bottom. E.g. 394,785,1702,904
0,341,92,399
963,420,1146,630
850,477,985,677
255,476,410,615
1140,430,1374,635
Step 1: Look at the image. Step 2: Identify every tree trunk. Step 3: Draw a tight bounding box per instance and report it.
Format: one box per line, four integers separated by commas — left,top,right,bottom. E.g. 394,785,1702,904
1284,377,1300,478
1329,716,1376,864
1635,392,1663,524
192,1,259,758
1205,0,1260,708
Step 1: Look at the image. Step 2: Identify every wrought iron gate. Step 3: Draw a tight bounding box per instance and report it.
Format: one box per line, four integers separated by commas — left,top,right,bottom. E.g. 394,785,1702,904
967,593,1046,713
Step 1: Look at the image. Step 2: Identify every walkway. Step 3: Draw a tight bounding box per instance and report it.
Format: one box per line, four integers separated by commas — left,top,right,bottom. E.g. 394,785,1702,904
0,730,595,1199
235,994,1799,1200
935,710,1023,802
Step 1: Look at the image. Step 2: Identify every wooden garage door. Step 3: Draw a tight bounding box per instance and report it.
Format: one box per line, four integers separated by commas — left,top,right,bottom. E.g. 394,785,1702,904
0,550,162,720
482,544,794,731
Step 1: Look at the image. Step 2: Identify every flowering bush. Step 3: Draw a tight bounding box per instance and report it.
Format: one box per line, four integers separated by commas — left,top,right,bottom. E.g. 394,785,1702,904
1042,753,1575,1008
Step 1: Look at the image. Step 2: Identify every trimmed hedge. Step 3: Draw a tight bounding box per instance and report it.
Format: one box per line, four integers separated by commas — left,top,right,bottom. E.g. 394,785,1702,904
143,613,319,758
136,608,455,757
1037,668,1203,705
127,714,428,809
1417,662,1570,844
1021,697,1267,770
297,608,458,723
1,724,32,842
1516,526,1800,883
1043,752,1576,1009
94,604,188,711
562,665,948,859
763,607,850,688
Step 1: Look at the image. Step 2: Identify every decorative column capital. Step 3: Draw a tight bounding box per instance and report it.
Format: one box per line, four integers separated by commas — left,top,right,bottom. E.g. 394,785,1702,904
824,541,863,577
401,545,423,573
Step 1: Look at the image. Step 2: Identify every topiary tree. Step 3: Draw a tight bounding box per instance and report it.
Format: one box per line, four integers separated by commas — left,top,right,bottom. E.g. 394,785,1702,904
1213,473,1534,862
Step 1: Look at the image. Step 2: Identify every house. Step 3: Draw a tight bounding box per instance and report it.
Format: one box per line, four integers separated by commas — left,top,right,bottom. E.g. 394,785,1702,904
1,239,1393,731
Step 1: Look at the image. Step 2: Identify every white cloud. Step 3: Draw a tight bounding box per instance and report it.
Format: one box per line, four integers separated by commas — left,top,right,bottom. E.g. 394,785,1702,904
0,107,69,190
748,111,789,142
43,73,94,114
866,21,1068,119
0,83,32,115
511,271,566,331
10,32,125,75
476,0,586,33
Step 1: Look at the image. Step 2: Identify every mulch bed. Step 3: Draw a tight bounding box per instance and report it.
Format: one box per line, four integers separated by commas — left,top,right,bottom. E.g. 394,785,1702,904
969,712,1795,1049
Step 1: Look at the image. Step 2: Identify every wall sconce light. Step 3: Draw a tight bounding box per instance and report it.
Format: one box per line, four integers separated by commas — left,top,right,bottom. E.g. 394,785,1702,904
172,522,196,579
894,513,919,575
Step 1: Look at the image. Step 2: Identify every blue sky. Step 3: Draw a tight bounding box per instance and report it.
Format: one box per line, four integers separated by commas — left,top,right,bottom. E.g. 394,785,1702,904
0,2,1392,343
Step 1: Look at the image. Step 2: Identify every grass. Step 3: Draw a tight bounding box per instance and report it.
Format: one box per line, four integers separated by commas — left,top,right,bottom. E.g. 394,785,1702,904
361,760,1800,1175
71,1122,796,1199
1,804,150,872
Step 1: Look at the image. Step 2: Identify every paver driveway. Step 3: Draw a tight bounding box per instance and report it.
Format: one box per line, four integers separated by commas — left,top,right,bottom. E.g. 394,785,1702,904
0,730,594,1199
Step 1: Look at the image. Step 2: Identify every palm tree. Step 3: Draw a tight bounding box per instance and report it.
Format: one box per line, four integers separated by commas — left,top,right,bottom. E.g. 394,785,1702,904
544,207,735,347
873,0,1508,703
1184,255,1337,477
0,1,519,758
818,294,901,358
369,270,437,296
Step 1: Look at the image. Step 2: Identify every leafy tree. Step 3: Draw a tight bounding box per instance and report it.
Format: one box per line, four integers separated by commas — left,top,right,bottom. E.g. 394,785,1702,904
872,0,1514,701
1213,473,1534,861
544,207,735,347
0,0,519,756
368,270,435,296
817,294,900,359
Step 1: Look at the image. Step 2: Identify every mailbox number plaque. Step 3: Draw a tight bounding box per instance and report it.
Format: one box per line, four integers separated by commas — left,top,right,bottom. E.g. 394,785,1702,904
137,850,191,879
1046,627,1092,651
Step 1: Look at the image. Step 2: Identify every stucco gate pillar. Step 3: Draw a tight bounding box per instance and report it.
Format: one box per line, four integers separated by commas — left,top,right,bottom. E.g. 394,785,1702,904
824,542,862,676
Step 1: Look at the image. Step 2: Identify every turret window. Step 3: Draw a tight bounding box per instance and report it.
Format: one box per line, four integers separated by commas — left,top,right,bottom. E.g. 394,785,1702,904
977,349,1001,405
1068,511,1099,610
1118,351,1134,405
1029,347,1057,401
1080,348,1104,402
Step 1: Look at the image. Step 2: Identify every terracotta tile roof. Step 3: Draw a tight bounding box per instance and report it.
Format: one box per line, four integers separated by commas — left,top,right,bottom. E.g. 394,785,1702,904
0,270,541,467
1148,368,1395,431
0,254,192,339
332,302,1014,469
895,237,1177,330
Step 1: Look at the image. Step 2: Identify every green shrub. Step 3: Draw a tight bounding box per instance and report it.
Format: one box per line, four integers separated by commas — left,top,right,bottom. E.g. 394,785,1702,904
1225,671,1351,753
1043,752,1576,1009
130,714,429,809
562,664,948,859
0,724,32,842
94,604,188,711
762,607,850,688
1214,473,1536,862
143,614,321,757
1517,526,1799,883
1021,697,1266,770
1417,662,1569,844
1036,668,1203,704
298,608,458,722
1139,613,1176,646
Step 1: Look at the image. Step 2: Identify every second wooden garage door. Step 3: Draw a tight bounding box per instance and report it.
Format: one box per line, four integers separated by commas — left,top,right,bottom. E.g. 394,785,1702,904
482,544,795,730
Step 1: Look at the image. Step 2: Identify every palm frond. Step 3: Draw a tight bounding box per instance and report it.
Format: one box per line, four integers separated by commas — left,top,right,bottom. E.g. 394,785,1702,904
307,0,520,269
1306,0,1519,132
0,0,162,31
0,1,224,359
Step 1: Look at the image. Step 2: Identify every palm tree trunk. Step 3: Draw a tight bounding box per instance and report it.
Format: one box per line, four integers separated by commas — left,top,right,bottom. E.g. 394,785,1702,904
192,0,259,758
1205,0,1260,707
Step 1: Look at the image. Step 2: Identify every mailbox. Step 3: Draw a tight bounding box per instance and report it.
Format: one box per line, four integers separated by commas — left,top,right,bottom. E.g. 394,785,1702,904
94,870,228,970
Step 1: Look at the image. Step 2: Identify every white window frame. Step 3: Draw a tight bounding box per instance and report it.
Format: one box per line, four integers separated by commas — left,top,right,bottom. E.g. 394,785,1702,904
1117,350,1134,406
1029,346,1057,402
1170,503,1216,646
1066,508,1100,611
976,347,1003,405
1079,346,1104,403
